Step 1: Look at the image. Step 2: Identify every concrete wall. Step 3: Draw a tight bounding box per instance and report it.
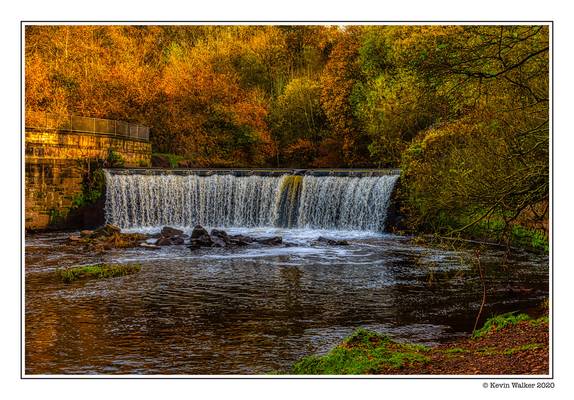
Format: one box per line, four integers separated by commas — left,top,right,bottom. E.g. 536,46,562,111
25,130,151,230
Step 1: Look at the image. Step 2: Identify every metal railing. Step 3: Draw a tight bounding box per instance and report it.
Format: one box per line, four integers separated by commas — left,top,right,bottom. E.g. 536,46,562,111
25,111,150,141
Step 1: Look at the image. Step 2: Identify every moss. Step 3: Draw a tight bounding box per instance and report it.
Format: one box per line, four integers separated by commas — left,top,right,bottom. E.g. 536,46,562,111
58,263,141,283
474,343,543,357
502,343,543,355
290,328,429,375
475,346,498,356
342,327,391,347
444,347,467,354
472,312,531,338
529,316,549,327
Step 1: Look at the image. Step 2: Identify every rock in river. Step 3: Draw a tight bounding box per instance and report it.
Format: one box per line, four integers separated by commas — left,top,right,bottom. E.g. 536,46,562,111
315,236,349,246
161,226,184,238
191,225,210,239
254,236,283,245
188,226,283,250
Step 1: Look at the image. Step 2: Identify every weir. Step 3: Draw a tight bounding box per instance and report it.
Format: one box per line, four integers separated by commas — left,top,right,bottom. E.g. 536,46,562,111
104,169,400,232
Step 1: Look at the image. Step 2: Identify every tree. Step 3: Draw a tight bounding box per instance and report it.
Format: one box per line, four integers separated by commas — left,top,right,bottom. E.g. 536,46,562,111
320,27,371,167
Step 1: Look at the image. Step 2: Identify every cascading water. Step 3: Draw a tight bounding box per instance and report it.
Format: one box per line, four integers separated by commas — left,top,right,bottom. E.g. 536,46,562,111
104,171,399,232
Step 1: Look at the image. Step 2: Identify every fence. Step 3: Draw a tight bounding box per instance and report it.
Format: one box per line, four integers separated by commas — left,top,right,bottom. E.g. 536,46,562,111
25,111,150,141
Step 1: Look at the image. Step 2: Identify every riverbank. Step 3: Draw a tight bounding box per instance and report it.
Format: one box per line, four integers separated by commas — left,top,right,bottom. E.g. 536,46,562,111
289,313,549,375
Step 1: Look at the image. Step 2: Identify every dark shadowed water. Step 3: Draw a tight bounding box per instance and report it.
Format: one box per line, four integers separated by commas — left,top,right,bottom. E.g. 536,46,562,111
25,228,548,375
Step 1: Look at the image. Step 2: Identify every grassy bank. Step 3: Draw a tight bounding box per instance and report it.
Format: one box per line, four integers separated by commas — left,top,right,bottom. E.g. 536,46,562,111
288,312,549,375
58,263,142,283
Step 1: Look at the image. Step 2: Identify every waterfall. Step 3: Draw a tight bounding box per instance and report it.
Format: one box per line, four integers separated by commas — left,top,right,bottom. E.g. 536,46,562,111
104,171,399,232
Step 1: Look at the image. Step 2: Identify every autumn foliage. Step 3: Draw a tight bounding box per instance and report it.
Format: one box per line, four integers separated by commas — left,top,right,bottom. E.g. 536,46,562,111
25,25,549,242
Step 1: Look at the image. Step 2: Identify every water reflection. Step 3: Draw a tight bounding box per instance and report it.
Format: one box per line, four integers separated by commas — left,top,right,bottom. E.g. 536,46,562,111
25,231,548,374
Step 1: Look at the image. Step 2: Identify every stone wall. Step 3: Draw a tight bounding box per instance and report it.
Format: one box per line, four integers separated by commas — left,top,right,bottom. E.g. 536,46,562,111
25,130,151,230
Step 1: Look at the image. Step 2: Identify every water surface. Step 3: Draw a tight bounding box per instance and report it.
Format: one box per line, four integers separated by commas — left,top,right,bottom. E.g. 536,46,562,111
25,228,548,375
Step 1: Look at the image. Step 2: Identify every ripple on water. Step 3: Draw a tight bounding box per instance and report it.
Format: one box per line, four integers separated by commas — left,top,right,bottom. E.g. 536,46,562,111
24,229,548,374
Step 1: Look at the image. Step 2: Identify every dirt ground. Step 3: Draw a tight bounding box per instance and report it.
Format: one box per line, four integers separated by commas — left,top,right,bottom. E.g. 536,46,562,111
378,320,549,375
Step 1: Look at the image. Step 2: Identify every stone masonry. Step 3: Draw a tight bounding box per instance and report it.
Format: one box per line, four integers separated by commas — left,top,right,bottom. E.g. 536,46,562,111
25,130,151,230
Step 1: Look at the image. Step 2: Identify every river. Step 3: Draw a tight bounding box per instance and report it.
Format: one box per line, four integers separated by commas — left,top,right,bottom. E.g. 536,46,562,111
25,227,548,375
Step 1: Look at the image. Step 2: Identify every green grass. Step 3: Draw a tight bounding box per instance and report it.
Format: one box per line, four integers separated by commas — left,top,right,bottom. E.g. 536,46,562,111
502,343,543,355
528,315,549,327
58,263,141,283
475,346,498,356
473,343,543,357
472,312,532,338
444,347,467,354
290,328,429,375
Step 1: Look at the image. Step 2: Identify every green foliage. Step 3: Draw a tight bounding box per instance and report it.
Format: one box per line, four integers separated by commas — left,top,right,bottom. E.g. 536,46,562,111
26,25,549,246
291,328,429,375
71,167,106,209
397,26,549,244
418,208,549,252
58,263,141,283
153,153,184,168
444,347,467,354
529,316,549,327
48,208,63,225
510,225,549,252
502,343,543,355
269,77,326,166
106,149,125,168
472,312,531,338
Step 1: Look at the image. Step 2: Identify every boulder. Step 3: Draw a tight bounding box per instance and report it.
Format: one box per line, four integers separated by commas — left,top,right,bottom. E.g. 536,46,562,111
254,236,283,245
191,225,210,239
229,235,254,245
80,230,94,238
93,224,121,237
170,236,185,245
68,235,82,242
211,236,227,247
188,231,284,250
161,226,184,238
315,236,349,246
155,236,173,246
156,235,186,246
189,233,213,249
210,229,230,243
